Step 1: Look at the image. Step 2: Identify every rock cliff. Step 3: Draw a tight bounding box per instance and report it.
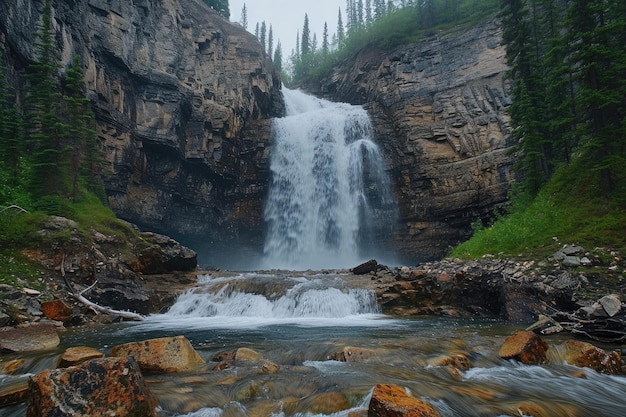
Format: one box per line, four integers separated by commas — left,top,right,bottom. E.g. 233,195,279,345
0,0,282,265
308,18,516,261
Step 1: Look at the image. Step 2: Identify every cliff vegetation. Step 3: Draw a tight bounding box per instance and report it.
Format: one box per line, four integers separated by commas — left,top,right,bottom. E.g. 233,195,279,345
452,0,626,258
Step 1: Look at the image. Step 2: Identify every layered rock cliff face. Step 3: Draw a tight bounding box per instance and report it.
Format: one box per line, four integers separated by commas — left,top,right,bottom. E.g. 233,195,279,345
309,19,516,261
0,0,282,264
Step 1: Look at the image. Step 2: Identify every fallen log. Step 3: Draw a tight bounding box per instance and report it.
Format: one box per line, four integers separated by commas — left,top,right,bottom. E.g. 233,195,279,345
61,256,144,321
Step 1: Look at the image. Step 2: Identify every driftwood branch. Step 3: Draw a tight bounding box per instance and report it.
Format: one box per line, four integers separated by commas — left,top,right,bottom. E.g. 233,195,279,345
61,256,144,321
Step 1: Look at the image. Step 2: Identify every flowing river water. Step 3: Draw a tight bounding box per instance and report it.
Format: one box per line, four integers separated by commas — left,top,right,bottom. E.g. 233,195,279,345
2,91,625,416
2,271,626,417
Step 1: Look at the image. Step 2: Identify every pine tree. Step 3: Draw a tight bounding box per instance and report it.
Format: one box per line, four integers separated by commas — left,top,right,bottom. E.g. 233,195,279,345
273,41,283,73
62,55,101,199
365,0,373,25
0,51,23,189
564,0,626,192
268,25,274,57
240,3,248,29
260,21,267,51
337,8,345,46
322,22,329,54
25,0,69,204
301,14,311,56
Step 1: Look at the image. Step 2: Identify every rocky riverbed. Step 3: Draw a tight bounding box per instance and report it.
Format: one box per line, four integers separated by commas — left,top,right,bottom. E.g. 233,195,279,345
1,217,625,415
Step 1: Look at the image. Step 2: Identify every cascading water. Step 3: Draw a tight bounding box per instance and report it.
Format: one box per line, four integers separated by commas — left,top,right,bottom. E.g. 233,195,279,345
262,89,397,270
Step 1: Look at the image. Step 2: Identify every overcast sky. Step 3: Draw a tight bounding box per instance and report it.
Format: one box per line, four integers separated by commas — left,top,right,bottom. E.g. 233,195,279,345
229,0,343,58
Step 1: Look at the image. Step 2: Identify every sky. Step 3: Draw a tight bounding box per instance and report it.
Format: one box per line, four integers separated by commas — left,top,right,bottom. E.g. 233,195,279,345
229,0,343,59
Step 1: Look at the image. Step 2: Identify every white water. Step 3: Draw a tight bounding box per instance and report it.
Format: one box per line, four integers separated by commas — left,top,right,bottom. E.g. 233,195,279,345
139,272,394,330
262,89,397,270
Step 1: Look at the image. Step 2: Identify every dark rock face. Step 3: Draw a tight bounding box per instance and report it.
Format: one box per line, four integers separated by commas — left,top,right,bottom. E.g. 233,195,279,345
0,0,283,264
308,19,516,261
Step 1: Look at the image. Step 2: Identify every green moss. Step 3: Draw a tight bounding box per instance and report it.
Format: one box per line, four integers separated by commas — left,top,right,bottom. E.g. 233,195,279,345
0,250,46,289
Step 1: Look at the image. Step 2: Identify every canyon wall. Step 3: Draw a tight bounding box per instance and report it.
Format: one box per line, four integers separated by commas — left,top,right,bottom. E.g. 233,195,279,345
1,2,514,265
308,18,517,261
0,0,282,265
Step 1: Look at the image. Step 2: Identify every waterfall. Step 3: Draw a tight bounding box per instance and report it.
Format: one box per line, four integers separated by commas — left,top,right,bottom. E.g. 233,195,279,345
262,89,397,270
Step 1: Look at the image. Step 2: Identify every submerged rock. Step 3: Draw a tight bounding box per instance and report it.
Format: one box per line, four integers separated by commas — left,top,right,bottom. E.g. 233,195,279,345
26,357,158,417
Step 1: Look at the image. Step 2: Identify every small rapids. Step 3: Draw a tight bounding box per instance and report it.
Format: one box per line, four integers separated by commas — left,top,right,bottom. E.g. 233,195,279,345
2,272,625,417
142,272,389,329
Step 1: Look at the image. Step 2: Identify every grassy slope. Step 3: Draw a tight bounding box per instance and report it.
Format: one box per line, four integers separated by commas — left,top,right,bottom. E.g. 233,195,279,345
450,161,626,260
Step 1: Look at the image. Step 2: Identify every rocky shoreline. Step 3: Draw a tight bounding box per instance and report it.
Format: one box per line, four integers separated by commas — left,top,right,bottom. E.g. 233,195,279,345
1,218,625,415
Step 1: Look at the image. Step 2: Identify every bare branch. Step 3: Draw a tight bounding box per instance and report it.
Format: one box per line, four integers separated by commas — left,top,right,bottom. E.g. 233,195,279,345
61,256,144,321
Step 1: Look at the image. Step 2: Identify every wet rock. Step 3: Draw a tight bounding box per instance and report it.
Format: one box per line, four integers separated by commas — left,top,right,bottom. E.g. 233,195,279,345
498,330,549,364
514,401,584,417
26,357,158,417
0,359,27,375
59,346,105,367
368,383,442,417
563,340,622,374
352,259,379,275
428,354,471,371
111,336,205,372
0,324,60,352
235,347,263,361
260,360,280,374
41,299,74,322
298,392,351,415
328,346,377,362
0,376,30,407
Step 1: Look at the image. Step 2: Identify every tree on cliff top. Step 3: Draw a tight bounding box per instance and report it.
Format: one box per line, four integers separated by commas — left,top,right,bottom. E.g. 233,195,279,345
203,0,230,18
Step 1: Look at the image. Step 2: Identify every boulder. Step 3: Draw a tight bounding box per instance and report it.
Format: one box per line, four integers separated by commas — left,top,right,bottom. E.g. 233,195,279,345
111,336,205,373
352,259,379,275
41,299,74,322
59,346,105,367
26,357,158,417
368,384,441,417
131,232,198,274
498,330,549,364
563,340,622,374
598,294,622,317
0,324,60,352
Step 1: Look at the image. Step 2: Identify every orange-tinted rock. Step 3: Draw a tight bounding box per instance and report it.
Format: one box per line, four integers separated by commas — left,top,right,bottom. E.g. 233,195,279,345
26,357,158,417
498,330,548,364
368,384,442,417
563,339,622,374
40,299,73,322
260,360,280,374
59,346,104,367
110,335,205,373
0,324,60,352
428,354,471,371
514,401,584,417
0,359,27,374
